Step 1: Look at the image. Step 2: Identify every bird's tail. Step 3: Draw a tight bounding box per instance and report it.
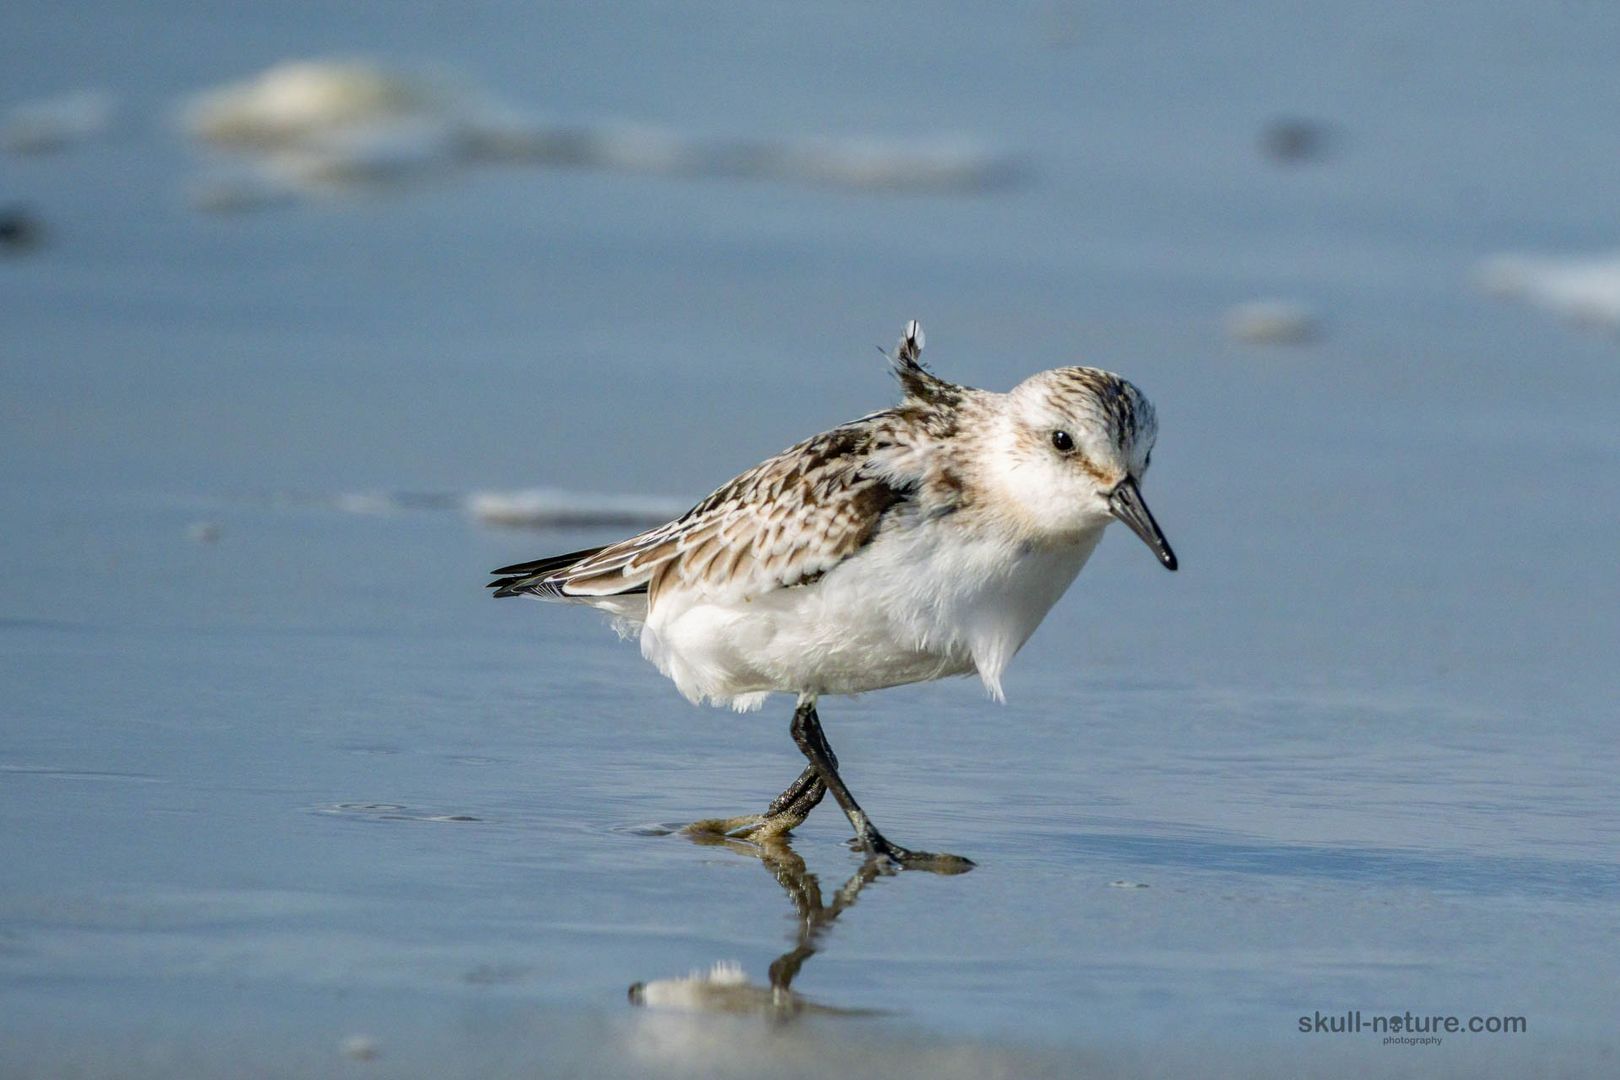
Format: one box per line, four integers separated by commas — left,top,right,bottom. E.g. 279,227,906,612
487,545,608,598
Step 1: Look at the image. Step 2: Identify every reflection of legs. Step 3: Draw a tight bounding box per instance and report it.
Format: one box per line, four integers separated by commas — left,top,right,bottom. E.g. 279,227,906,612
685,757,832,840
790,696,974,873
667,831,889,1015
760,839,884,997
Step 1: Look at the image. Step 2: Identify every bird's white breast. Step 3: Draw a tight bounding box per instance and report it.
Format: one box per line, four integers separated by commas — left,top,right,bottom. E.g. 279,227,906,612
638,519,1106,710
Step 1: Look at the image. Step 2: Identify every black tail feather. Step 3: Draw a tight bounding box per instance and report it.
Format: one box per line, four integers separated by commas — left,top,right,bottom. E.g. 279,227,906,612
491,545,608,577
487,544,606,598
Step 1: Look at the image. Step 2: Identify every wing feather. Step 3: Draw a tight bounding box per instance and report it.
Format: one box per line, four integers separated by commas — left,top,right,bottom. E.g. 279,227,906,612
489,320,970,607
537,414,917,607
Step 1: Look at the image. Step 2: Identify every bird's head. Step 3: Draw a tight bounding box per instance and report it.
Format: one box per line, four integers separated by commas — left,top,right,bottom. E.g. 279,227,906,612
983,366,1177,570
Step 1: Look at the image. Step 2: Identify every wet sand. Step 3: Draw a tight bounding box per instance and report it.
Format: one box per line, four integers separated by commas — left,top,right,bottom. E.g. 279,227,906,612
4,1,1619,1075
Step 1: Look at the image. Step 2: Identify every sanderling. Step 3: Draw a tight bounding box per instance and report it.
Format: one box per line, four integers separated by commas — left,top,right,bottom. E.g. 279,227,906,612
489,321,1177,871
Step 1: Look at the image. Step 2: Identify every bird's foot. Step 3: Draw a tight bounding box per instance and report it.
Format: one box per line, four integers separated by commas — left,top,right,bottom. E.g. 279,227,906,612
850,833,975,875
682,814,761,837
682,814,800,842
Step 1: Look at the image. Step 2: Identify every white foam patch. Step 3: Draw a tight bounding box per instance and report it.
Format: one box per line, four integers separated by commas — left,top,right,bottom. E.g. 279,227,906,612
1477,250,1620,332
1224,299,1320,346
465,488,687,529
179,58,1021,210
312,487,684,527
180,60,480,150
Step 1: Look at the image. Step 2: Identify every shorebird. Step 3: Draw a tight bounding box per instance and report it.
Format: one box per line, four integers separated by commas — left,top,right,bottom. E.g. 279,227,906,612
489,322,1177,871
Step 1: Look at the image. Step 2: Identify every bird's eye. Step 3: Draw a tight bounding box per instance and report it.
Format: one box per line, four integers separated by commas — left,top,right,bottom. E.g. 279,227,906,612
1051,430,1075,453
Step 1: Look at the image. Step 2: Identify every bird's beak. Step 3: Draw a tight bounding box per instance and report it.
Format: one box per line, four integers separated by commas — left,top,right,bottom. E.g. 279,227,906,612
1108,477,1178,571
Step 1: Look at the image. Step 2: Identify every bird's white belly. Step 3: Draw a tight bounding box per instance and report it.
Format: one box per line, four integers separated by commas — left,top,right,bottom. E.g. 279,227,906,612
640,523,1105,709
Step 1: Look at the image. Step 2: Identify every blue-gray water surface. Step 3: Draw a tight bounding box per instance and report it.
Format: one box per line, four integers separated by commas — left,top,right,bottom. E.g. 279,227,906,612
3,2,1618,1076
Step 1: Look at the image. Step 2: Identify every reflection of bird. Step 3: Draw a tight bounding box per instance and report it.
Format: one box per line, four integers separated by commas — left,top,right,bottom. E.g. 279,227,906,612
628,960,773,1013
628,836,882,1018
491,322,1176,870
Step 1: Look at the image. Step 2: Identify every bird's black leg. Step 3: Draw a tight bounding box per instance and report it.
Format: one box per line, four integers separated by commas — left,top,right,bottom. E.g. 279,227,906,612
767,766,821,810
790,696,973,874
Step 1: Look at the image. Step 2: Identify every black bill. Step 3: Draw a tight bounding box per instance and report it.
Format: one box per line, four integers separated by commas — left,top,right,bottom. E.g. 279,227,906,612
1108,477,1178,571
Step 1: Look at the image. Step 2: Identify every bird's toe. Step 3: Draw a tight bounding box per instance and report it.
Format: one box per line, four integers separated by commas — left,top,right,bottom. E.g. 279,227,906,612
850,835,975,875
682,814,765,838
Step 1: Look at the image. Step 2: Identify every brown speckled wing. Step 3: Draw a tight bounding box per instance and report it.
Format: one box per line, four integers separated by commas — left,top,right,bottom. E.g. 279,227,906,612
545,416,915,607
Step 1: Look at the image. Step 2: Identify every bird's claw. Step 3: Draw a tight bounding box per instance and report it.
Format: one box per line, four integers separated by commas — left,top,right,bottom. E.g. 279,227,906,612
849,834,975,875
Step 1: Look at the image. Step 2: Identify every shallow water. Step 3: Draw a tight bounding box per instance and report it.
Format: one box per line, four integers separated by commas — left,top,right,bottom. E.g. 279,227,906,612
4,1,1619,1076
